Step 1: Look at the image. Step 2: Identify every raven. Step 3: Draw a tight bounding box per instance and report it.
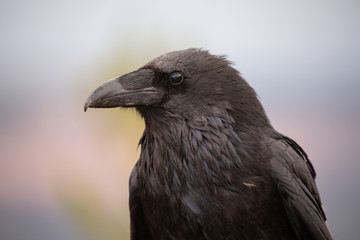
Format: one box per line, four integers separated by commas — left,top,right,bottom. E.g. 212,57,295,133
84,49,332,240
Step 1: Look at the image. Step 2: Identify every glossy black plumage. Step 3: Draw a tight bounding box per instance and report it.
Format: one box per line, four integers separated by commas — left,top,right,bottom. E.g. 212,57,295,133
85,49,332,240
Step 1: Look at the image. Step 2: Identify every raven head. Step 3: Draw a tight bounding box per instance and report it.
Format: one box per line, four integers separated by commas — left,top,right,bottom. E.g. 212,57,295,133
85,48,269,128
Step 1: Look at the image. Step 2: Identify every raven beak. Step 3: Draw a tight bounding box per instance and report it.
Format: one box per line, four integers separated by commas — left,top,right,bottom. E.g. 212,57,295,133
84,69,161,112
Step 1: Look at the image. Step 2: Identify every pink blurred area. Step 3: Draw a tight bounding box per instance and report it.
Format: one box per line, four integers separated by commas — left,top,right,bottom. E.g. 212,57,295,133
1,105,135,206
0,1,359,239
0,101,143,239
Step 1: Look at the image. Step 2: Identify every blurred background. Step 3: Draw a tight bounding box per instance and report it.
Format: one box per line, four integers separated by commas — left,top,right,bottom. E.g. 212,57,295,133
0,0,359,239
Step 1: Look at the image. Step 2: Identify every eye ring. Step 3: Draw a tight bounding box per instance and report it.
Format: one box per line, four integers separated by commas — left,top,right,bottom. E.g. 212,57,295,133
169,72,184,85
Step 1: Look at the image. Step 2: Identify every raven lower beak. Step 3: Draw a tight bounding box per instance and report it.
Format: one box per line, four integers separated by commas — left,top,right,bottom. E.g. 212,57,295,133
84,69,161,112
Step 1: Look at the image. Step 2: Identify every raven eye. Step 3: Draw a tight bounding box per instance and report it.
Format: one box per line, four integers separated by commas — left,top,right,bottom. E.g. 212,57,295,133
169,72,184,85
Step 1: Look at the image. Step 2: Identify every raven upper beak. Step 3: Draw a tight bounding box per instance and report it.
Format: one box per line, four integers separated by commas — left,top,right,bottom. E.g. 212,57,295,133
84,69,161,112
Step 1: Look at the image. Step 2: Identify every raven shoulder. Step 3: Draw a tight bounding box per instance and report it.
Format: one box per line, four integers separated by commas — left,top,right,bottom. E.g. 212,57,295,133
267,133,332,240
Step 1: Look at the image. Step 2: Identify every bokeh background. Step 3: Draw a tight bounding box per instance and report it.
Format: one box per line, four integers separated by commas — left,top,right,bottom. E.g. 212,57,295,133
1,0,359,239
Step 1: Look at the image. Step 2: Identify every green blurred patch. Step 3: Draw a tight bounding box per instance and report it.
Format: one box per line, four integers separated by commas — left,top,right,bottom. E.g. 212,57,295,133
61,186,130,240
98,108,145,144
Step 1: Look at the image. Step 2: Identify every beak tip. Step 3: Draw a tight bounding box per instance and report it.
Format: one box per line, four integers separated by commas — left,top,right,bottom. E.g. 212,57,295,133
84,100,91,112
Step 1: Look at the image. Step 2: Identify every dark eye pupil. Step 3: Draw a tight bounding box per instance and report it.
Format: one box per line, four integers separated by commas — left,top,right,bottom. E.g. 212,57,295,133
170,72,183,85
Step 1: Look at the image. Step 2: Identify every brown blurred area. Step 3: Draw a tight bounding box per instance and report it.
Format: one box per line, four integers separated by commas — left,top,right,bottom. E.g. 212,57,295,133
0,1,359,239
